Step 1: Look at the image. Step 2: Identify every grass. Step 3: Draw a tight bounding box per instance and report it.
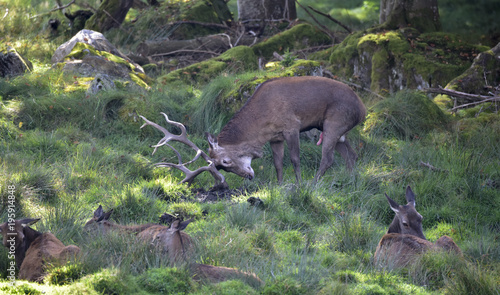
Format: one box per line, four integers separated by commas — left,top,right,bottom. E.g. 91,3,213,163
0,0,499,294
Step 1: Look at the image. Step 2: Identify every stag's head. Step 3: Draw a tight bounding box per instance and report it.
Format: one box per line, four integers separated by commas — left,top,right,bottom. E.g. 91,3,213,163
386,186,426,240
84,205,113,233
207,133,255,180
0,218,40,249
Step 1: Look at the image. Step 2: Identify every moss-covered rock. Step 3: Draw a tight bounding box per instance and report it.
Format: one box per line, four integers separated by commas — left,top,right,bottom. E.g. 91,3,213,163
329,28,486,94
252,23,331,59
158,46,258,84
445,42,500,95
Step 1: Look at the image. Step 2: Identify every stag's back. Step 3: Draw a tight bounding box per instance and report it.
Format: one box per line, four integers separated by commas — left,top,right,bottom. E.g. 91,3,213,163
218,76,366,144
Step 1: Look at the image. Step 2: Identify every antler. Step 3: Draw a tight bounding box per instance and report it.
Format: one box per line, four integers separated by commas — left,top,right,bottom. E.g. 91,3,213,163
140,113,228,189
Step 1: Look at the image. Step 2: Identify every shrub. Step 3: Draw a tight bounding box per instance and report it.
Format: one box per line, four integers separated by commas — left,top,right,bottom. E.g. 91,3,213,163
364,90,449,139
261,277,308,295
138,267,194,294
46,263,85,285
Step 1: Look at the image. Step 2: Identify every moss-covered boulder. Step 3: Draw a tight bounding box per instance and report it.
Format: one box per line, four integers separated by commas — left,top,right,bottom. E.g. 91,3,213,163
445,41,500,95
158,46,258,84
252,23,331,59
51,30,150,89
329,28,487,94
0,46,33,78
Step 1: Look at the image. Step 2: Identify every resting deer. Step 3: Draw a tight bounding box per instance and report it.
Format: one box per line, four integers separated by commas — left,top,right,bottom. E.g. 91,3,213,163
0,218,80,282
85,206,263,285
374,186,461,268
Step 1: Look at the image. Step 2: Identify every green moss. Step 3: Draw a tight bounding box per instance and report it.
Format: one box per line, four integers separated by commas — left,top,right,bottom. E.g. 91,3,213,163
158,46,257,84
64,42,150,88
252,23,331,59
173,0,225,39
138,267,195,294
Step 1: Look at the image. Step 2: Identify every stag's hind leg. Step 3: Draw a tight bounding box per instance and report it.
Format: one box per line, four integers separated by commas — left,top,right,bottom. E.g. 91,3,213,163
315,121,351,181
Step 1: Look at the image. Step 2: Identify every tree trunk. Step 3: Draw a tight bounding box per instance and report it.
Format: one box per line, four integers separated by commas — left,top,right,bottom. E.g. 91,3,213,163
85,0,133,32
379,0,440,33
237,0,296,22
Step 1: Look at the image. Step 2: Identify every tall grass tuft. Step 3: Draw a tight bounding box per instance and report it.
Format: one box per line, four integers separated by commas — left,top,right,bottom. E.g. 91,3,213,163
364,90,449,139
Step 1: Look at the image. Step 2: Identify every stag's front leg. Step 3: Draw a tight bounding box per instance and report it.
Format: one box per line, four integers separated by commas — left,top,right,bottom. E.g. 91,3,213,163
270,141,285,183
284,131,301,183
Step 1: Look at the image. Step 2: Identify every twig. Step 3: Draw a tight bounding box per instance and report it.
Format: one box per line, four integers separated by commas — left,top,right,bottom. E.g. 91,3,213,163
449,96,499,111
295,0,335,41
307,5,352,33
30,0,75,18
425,86,500,102
419,161,447,172
323,70,385,99
150,49,220,57
167,20,229,30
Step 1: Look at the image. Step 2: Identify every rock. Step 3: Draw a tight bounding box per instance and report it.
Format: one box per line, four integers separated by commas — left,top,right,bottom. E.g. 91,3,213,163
86,74,116,95
51,30,149,88
0,47,33,78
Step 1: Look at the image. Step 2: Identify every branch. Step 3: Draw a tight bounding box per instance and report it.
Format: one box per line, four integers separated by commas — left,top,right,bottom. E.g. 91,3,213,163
140,113,228,189
425,86,500,102
150,49,220,58
449,96,499,111
30,0,75,19
307,5,352,33
295,0,335,41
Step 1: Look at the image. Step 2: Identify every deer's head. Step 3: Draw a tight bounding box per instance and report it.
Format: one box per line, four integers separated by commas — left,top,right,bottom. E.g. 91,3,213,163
207,133,255,180
386,186,426,240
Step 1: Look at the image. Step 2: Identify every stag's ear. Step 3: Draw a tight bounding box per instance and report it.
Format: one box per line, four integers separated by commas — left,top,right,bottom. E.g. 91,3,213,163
97,209,113,222
94,205,104,219
20,218,41,227
385,194,400,213
177,219,193,231
405,186,416,207
206,132,218,150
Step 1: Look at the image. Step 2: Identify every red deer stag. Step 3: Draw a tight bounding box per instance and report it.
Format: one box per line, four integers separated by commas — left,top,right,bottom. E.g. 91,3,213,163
140,76,366,186
0,218,80,282
85,206,263,286
374,186,462,268
206,76,366,183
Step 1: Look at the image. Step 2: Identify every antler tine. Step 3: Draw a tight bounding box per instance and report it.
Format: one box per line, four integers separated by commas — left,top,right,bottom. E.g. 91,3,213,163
140,113,228,189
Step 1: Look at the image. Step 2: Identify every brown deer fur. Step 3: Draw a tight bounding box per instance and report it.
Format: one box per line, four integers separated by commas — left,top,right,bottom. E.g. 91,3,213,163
207,76,366,183
374,186,462,268
0,218,80,282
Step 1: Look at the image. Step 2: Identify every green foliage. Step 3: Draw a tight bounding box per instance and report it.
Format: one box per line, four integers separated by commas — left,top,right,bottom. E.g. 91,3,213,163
364,90,449,139
46,263,85,285
82,268,141,295
261,277,308,295
192,279,258,295
138,267,195,294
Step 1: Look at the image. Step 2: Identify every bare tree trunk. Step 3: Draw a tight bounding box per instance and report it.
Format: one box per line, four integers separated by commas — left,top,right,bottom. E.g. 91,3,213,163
237,0,296,22
379,0,440,32
85,0,133,32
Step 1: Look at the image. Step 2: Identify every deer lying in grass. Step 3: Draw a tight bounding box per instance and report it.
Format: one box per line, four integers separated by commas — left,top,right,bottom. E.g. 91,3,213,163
0,218,80,282
374,186,462,268
84,205,192,262
85,205,263,285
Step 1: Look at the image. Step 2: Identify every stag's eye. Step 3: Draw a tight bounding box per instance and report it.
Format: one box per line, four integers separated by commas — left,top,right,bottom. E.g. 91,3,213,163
402,221,409,227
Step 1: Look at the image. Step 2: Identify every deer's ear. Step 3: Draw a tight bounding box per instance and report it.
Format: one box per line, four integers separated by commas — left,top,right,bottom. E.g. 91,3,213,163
97,209,113,222
385,194,400,213
20,218,40,227
206,133,218,150
94,205,104,219
405,186,416,207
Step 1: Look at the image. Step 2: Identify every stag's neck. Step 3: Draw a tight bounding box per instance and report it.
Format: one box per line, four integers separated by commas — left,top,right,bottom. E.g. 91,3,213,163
217,102,272,149
17,227,42,267
387,217,402,234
